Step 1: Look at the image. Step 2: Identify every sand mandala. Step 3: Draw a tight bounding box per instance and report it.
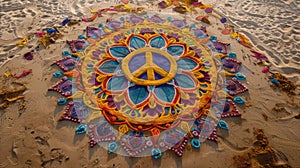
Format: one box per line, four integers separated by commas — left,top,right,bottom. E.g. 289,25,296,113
48,13,249,158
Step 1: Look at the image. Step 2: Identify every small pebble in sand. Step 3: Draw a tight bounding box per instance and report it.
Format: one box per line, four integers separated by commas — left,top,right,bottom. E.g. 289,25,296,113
210,35,217,41
98,23,104,27
228,52,237,58
220,17,227,23
78,35,85,39
270,77,279,87
49,37,56,43
36,31,46,37
17,38,28,47
46,28,58,34
121,0,129,4
62,18,71,26
24,51,34,60
62,50,71,56
222,28,232,35
262,66,269,73
158,1,168,9
205,8,212,13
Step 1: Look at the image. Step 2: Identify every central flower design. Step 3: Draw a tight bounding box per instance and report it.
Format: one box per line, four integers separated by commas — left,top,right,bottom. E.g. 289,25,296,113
121,47,178,86
97,34,200,105
92,30,213,127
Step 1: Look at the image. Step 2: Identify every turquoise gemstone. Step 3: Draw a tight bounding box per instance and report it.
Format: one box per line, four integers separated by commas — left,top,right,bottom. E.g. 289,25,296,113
151,148,162,159
53,71,63,78
218,120,229,130
78,35,85,39
191,138,201,149
62,50,71,56
210,35,217,41
270,78,279,87
228,52,236,58
233,96,245,104
75,124,87,134
235,73,246,80
98,23,104,27
108,142,118,153
57,98,67,105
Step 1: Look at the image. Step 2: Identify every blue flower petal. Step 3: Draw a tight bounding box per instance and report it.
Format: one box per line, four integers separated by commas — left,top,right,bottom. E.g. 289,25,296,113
174,74,196,89
150,36,166,48
129,36,146,50
177,58,198,71
109,46,130,58
154,84,176,103
98,60,120,74
128,85,149,105
167,45,185,57
107,76,128,92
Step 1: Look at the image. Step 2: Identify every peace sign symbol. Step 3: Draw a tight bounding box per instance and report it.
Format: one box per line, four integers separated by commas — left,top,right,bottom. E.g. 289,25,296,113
121,48,178,86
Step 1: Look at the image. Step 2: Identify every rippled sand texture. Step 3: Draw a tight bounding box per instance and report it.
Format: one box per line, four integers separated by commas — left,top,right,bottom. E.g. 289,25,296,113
204,0,300,81
0,0,106,63
0,0,299,167
1,0,299,79
1,0,299,67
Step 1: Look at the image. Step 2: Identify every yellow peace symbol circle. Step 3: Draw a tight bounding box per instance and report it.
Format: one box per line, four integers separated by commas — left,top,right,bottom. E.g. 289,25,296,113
121,48,178,86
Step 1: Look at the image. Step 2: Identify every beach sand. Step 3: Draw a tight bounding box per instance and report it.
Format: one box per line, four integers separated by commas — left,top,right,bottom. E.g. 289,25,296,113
0,0,299,167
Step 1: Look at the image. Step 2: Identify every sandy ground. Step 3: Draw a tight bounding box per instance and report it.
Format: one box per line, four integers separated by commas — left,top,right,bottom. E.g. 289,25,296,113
0,0,300,168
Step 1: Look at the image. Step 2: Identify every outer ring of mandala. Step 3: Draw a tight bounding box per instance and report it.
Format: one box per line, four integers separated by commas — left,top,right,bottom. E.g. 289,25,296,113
121,47,178,86
76,20,224,157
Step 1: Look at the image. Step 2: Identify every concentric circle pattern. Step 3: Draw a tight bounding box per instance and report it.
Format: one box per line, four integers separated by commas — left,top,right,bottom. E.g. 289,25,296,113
49,13,248,158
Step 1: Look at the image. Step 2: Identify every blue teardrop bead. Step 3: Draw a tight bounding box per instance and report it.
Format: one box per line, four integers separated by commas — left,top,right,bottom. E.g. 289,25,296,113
191,138,201,149
233,96,245,104
75,124,87,134
218,120,229,130
151,148,162,159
